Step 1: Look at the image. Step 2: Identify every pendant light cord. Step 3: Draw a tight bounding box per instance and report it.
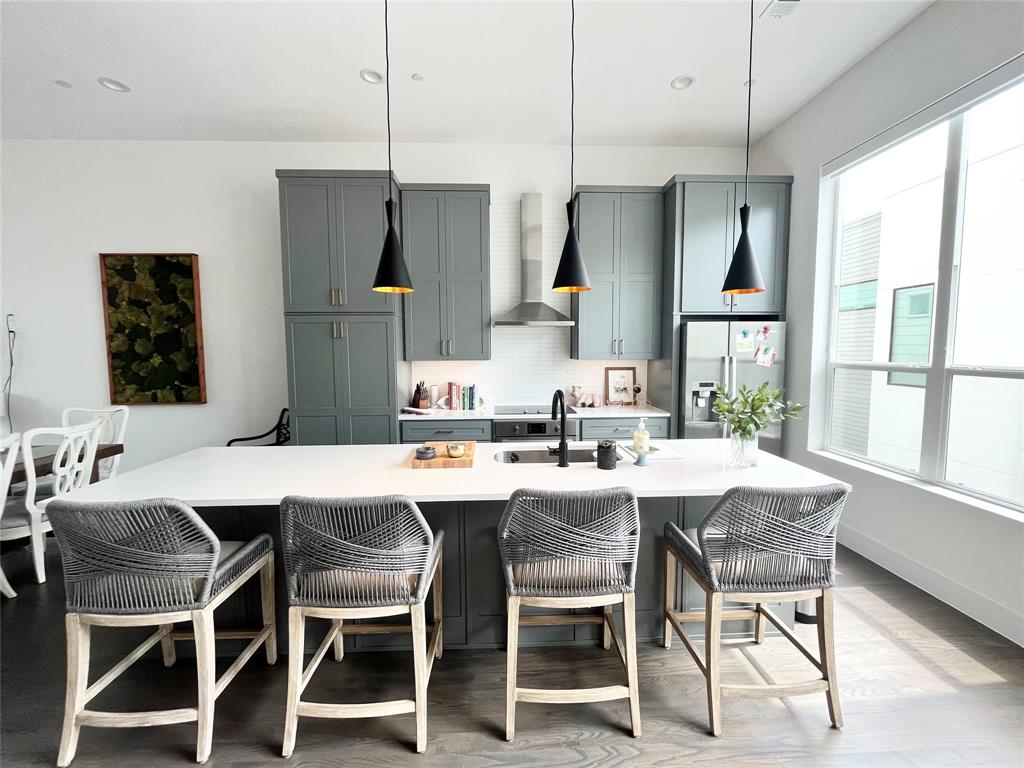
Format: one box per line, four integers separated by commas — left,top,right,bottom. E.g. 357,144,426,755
570,0,575,199
385,0,393,203
745,0,753,205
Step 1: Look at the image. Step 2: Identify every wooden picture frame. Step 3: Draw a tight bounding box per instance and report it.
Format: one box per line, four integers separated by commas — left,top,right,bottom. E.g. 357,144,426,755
99,253,207,404
604,366,636,406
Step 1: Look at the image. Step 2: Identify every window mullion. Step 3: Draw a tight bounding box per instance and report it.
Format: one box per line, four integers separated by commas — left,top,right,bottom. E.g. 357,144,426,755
920,114,967,481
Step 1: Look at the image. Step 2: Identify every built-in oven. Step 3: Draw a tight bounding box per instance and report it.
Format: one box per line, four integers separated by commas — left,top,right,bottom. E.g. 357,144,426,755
492,406,579,442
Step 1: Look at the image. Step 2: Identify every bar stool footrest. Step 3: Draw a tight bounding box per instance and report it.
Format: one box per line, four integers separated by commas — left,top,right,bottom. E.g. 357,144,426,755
516,685,630,704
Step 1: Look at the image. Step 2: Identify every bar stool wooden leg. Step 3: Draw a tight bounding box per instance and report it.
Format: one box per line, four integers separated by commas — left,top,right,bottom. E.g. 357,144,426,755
57,614,90,768
160,623,177,667
505,595,521,742
193,608,216,764
754,602,766,645
623,593,642,737
331,620,344,662
411,603,428,753
603,605,613,650
260,555,278,665
705,592,723,736
663,548,676,648
817,589,844,729
282,607,304,758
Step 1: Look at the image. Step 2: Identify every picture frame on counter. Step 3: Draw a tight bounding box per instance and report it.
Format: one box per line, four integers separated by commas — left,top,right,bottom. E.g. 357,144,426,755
604,366,636,406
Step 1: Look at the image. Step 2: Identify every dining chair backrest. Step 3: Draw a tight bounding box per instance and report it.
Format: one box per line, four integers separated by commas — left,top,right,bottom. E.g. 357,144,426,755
62,406,129,480
0,433,20,500
47,497,221,614
22,421,102,507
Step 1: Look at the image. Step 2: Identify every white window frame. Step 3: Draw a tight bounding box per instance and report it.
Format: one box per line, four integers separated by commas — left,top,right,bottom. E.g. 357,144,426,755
822,76,1024,515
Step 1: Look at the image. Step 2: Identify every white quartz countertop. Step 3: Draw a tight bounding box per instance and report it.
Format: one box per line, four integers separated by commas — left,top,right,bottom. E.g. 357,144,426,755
399,405,671,422
64,439,848,507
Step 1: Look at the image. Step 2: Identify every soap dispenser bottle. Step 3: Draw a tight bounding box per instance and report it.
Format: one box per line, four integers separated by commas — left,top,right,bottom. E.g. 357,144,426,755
633,418,650,453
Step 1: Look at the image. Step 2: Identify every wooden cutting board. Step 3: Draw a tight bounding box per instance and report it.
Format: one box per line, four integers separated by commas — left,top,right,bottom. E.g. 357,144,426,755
411,440,477,469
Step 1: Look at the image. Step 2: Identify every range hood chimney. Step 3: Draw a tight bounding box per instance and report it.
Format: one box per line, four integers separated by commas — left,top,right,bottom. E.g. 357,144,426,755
493,193,574,327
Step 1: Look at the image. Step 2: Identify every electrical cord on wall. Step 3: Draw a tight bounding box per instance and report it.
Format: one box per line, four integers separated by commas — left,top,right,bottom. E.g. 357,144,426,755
3,314,14,432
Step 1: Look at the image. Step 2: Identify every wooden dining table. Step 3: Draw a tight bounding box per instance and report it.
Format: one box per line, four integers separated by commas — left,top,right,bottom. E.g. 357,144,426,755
10,443,124,486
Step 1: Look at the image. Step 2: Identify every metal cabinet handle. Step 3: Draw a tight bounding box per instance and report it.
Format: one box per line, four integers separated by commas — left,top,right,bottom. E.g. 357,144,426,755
619,339,624,355
338,288,344,305
329,288,336,306
337,321,344,339
434,429,455,435
331,321,339,339
447,339,452,356
613,427,632,432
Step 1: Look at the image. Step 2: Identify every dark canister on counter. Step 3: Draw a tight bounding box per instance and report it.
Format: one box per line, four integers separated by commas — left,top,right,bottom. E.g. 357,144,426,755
597,440,619,470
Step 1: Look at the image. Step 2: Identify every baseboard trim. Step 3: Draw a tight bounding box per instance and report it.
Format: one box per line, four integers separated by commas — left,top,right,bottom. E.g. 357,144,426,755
838,525,1024,647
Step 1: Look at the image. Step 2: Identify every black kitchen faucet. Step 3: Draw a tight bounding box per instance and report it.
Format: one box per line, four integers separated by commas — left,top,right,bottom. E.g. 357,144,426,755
550,389,569,467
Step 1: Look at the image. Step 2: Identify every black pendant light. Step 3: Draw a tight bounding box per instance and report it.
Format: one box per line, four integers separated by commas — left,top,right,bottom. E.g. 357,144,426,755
552,0,591,293
372,0,414,294
722,0,766,296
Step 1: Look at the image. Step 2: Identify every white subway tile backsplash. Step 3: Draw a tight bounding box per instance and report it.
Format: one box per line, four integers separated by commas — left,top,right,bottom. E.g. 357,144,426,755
409,197,647,405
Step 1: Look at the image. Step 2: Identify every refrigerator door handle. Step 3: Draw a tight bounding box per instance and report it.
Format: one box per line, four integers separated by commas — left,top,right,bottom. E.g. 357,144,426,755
729,355,738,394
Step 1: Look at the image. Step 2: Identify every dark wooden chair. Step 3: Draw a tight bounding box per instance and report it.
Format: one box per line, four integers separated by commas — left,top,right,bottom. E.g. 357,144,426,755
227,409,290,447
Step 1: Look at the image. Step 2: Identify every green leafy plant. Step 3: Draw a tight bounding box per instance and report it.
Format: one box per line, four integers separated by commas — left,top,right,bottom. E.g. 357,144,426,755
712,382,804,440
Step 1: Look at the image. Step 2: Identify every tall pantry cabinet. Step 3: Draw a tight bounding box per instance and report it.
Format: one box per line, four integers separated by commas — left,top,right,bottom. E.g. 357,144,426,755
277,170,404,446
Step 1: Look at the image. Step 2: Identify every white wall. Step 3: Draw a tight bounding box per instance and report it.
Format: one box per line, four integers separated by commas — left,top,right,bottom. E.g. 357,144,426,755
753,0,1024,645
0,140,742,469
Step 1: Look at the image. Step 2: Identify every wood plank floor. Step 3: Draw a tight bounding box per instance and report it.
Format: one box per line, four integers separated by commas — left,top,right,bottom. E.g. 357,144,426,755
2,543,1021,767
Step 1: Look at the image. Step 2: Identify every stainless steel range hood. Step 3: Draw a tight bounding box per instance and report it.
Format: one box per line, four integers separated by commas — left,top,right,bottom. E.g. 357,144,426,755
493,193,574,327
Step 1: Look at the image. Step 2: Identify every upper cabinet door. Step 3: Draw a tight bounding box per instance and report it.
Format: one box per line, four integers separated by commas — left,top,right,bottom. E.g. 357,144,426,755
573,192,621,359
619,193,663,359
731,182,789,315
280,179,338,313
446,191,491,361
402,191,448,360
336,179,396,313
680,182,734,313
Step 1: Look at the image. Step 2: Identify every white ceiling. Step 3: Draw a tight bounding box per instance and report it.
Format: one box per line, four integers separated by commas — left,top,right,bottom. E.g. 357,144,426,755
1,0,931,145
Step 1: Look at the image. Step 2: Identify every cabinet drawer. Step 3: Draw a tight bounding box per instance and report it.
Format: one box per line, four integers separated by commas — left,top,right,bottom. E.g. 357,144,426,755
401,420,492,443
581,417,669,440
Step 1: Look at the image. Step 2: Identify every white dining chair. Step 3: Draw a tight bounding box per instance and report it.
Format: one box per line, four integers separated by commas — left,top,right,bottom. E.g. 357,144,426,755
62,406,129,480
0,433,21,598
1,422,101,584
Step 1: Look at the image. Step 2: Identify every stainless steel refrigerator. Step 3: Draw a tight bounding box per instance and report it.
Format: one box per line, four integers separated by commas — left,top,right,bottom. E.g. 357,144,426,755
680,321,786,455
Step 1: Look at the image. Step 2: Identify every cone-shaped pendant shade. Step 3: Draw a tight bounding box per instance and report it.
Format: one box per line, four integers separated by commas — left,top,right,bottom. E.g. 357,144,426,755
372,199,413,294
552,199,591,293
722,204,765,295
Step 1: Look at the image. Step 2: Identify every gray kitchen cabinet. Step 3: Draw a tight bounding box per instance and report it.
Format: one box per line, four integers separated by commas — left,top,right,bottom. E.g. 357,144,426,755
579,417,670,441
400,420,493,444
285,314,400,446
676,179,789,316
572,190,662,360
402,186,490,361
277,171,398,314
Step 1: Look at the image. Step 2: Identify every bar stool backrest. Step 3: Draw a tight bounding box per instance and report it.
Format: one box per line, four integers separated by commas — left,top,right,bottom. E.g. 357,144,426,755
498,487,640,597
62,406,130,480
280,495,433,608
696,484,850,592
47,498,220,614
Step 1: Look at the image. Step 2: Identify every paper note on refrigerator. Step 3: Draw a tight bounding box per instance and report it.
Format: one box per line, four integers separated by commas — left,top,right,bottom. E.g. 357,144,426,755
754,344,777,367
735,334,755,353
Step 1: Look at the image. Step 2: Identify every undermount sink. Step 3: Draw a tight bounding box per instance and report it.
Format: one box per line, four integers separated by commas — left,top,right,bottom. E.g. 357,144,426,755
493,447,624,464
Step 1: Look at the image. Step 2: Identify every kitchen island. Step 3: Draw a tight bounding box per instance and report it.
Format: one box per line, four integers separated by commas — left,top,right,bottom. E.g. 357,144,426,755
65,439,847,653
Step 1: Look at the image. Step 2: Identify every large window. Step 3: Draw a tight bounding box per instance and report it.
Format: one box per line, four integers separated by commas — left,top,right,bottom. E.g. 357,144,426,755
826,79,1024,510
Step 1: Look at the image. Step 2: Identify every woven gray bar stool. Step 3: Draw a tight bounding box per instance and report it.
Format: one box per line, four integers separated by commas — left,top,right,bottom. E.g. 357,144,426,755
46,498,276,766
498,486,641,741
279,495,443,756
663,484,850,736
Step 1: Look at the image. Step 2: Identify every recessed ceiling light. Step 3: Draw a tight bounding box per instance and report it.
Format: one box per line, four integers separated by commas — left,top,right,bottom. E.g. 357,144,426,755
359,68,383,85
670,75,696,91
411,72,424,82
97,77,131,92
54,80,74,89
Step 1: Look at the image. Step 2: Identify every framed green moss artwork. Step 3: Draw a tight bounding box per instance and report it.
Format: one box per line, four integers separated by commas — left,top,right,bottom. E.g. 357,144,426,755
99,253,207,405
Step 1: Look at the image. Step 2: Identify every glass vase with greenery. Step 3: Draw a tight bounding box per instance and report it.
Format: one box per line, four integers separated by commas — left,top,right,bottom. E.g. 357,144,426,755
712,382,804,468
